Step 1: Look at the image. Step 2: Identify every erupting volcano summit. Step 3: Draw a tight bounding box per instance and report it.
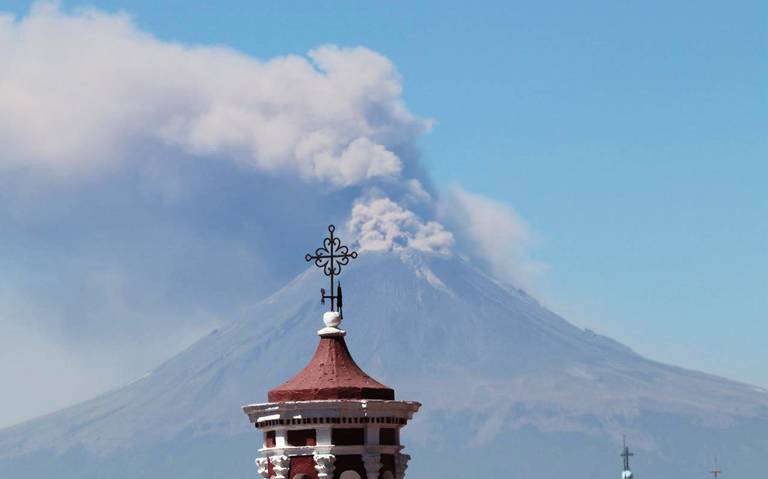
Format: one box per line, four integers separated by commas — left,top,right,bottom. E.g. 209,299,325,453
242,225,421,479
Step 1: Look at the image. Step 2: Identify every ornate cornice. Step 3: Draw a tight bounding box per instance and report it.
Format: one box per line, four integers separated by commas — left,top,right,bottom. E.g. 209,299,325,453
260,444,401,456
244,399,421,427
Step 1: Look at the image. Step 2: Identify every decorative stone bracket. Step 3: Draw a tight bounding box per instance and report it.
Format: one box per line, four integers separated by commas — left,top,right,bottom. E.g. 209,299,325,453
362,453,382,479
255,457,270,479
270,454,290,479
395,452,410,479
314,453,337,479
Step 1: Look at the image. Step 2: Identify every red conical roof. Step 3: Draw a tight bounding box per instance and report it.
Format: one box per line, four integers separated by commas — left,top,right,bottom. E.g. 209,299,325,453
268,335,394,402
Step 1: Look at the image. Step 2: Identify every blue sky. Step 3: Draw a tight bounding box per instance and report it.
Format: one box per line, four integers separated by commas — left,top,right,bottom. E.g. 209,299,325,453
0,1,765,425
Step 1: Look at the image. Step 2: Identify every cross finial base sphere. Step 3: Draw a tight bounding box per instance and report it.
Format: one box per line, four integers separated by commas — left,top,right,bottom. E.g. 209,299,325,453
318,311,345,337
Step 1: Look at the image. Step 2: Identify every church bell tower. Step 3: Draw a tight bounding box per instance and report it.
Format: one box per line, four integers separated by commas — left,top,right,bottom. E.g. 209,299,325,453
242,225,421,479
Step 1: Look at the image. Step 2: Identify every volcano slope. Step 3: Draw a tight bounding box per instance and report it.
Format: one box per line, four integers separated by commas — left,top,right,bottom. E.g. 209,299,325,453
0,250,766,478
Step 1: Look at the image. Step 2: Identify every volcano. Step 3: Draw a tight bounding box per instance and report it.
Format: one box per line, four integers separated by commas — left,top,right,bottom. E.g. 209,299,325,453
0,249,766,478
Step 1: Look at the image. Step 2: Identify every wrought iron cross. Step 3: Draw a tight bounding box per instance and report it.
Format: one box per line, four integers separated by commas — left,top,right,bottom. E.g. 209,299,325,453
621,436,634,471
305,224,358,317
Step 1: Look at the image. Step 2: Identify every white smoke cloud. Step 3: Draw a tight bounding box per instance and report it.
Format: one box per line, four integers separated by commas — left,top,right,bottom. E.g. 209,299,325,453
0,4,546,428
440,187,546,290
347,197,454,254
0,3,429,187
0,3,436,427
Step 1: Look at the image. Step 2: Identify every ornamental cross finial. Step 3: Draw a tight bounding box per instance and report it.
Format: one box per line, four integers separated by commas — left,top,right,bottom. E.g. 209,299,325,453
621,435,634,472
305,225,358,318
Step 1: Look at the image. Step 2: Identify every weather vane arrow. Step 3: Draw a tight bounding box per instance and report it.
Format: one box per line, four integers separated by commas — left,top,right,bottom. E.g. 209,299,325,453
305,224,358,318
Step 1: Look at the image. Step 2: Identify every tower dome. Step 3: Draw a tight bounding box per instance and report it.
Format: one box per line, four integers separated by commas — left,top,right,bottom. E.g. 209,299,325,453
267,331,395,402
242,226,420,479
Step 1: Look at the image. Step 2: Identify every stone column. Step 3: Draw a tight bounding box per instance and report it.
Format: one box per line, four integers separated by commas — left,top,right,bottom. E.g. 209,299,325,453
394,453,410,479
255,457,270,479
313,453,336,479
362,453,382,479
271,454,290,479
316,426,332,446
365,425,380,446
275,430,288,448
